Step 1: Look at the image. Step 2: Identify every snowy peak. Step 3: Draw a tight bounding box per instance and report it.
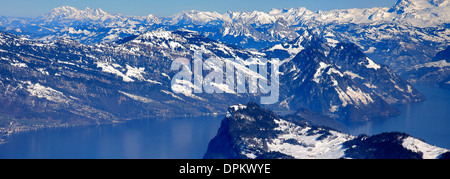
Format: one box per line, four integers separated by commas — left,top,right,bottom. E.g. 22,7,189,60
389,0,449,13
135,30,178,41
429,0,450,6
41,6,114,21
169,10,224,25
44,6,79,18
386,0,450,27
390,0,449,13
229,11,277,25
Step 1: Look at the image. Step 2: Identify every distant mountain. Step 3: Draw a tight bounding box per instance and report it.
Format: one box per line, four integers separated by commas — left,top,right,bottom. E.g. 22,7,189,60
0,6,160,44
41,6,114,22
402,46,450,88
1,0,448,72
203,102,450,159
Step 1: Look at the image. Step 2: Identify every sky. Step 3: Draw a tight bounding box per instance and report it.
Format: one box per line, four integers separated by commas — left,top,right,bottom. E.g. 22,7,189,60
0,0,397,17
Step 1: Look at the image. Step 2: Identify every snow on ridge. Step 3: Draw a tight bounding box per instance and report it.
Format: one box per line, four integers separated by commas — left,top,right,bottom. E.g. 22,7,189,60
402,136,448,159
25,81,70,103
96,62,161,84
171,79,207,101
415,60,450,68
42,6,117,22
119,90,154,103
230,104,248,111
344,71,364,79
312,62,332,83
96,61,134,82
363,57,381,70
268,119,354,159
335,85,374,107
267,43,304,55
161,90,184,101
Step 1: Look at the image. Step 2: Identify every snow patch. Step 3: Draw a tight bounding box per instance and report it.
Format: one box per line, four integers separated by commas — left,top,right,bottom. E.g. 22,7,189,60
230,104,248,111
96,62,134,82
25,82,70,103
312,62,331,83
364,57,381,70
343,71,364,79
416,60,450,68
119,91,154,103
268,119,354,159
402,137,448,159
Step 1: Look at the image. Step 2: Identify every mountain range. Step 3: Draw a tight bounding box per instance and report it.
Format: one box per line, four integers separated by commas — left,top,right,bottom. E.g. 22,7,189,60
0,0,448,73
0,0,448,158
0,24,424,136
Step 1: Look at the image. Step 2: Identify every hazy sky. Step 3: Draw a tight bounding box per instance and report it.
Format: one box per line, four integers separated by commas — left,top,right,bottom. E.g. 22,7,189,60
0,0,397,17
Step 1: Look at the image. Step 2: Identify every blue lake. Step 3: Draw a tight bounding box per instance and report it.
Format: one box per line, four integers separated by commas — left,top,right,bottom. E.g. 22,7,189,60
0,116,223,159
0,84,449,159
347,84,450,149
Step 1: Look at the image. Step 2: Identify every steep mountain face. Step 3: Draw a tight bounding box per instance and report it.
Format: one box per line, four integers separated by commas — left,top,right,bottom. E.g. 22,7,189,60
266,31,423,121
327,43,425,104
203,102,450,159
279,47,399,122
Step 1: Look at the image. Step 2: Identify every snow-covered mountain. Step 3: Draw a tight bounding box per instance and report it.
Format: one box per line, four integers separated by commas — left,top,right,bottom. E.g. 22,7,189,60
1,1,448,70
0,6,161,44
167,0,450,27
389,0,450,26
40,6,116,22
264,29,424,121
1,0,447,47
167,10,224,25
278,44,400,121
204,102,450,159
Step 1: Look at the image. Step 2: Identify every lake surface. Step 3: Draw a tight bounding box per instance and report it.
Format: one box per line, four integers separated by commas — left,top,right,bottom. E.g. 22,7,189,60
0,116,223,159
0,85,449,159
347,84,450,149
